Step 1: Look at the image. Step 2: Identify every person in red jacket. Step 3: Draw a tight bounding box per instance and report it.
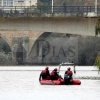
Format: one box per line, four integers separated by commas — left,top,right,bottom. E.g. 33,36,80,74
39,66,50,81
64,67,73,85
50,68,59,80
45,66,50,79
39,70,47,81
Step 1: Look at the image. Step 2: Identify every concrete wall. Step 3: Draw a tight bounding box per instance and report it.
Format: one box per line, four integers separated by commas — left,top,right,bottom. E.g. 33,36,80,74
0,17,98,36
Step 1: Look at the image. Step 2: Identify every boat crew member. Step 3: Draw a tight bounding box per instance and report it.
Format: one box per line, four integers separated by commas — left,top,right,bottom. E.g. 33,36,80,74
50,68,59,80
39,70,47,81
64,67,73,85
39,66,50,81
45,66,50,79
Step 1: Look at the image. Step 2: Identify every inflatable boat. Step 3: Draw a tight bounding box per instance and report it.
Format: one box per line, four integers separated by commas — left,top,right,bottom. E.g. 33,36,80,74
39,62,81,85
40,79,81,85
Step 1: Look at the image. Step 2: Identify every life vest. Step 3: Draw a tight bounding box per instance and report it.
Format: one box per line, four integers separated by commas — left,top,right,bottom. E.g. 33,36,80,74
42,70,46,74
67,71,72,75
50,71,54,76
64,70,72,80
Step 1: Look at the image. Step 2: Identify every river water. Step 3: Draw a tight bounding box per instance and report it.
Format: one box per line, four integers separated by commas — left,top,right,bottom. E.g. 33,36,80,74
0,66,100,100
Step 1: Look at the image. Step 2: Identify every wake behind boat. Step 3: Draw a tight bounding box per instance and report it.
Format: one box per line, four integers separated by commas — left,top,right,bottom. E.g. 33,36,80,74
39,62,81,85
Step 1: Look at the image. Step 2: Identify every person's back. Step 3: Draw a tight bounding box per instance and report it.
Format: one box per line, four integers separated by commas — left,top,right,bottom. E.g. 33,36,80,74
50,68,59,80
64,67,73,84
39,70,47,81
39,66,50,81
45,66,50,79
